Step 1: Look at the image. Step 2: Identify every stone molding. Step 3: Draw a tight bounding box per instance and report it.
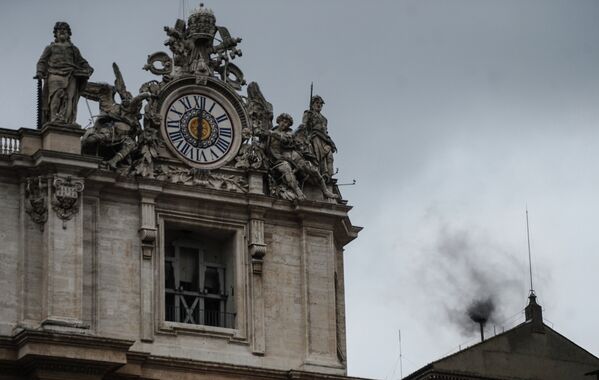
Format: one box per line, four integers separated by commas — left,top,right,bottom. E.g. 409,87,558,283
0,329,134,378
109,351,369,380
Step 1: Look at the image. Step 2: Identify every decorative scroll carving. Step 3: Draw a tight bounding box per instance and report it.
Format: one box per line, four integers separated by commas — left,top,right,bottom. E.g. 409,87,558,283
25,176,48,231
51,176,84,228
154,165,248,193
249,217,266,274
139,194,157,260
35,22,93,128
143,52,172,77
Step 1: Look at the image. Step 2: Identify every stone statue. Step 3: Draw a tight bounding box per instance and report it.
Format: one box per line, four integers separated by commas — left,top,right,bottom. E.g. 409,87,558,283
295,95,336,182
35,22,93,128
263,113,338,201
235,82,270,169
81,63,151,169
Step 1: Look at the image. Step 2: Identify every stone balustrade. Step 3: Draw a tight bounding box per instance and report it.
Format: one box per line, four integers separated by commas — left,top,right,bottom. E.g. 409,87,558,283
0,129,20,155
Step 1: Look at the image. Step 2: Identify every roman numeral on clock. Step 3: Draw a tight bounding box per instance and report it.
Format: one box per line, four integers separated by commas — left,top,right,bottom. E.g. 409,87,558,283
210,149,220,160
178,97,192,110
219,127,232,138
215,114,228,123
199,150,208,162
169,107,183,116
214,138,230,154
168,130,183,142
180,142,191,156
193,95,206,110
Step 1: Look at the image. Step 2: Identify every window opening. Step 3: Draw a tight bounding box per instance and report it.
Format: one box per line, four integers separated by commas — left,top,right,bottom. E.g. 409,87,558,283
164,228,235,329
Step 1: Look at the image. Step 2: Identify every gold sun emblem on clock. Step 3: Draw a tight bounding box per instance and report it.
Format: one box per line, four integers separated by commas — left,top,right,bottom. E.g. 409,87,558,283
188,117,212,141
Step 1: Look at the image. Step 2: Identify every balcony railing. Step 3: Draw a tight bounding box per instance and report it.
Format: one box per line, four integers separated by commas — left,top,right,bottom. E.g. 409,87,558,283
165,305,236,329
165,289,235,329
0,129,20,155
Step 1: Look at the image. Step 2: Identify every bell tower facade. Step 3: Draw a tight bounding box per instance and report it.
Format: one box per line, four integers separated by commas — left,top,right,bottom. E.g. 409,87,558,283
0,5,362,380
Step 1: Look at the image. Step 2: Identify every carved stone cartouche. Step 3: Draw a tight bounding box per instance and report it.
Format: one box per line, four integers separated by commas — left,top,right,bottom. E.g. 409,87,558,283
51,176,84,228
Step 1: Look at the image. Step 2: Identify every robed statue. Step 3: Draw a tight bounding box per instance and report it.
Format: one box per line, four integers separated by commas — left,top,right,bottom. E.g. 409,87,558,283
35,22,93,128
295,95,336,182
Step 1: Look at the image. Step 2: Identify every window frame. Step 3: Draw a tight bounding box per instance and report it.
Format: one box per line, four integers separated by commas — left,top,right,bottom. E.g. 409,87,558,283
155,212,249,342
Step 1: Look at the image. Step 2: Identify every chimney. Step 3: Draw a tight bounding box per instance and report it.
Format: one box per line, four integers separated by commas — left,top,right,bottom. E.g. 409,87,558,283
479,321,485,342
524,292,544,333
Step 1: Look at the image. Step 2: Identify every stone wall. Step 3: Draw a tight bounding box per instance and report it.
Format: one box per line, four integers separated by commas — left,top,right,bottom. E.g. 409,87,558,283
0,144,360,379
0,178,20,336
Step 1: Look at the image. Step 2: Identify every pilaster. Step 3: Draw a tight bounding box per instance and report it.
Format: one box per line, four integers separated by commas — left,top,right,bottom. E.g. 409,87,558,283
41,175,86,330
299,216,342,371
138,182,162,342
248,207,266,355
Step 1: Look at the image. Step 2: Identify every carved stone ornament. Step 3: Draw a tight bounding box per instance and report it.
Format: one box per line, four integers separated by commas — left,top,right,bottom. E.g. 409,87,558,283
52,176,84,228
81,62,154,169
154,165,248,193
145,4,245,89
68,5,341,203
234,82,270,171
25,177,48,231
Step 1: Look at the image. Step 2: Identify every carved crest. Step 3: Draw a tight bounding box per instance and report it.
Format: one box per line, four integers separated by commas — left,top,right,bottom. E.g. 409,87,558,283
25,176,48,230
145,4,245,89
52,176,84,228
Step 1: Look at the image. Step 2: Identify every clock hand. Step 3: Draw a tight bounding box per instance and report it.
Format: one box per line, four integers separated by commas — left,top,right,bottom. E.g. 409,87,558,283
198,104,203,146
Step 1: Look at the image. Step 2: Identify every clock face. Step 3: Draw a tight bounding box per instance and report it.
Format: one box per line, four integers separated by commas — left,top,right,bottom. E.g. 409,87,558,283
161,88,241,169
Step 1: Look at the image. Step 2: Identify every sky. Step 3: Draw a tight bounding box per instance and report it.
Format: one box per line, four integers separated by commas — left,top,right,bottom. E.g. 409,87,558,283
2,0,599,379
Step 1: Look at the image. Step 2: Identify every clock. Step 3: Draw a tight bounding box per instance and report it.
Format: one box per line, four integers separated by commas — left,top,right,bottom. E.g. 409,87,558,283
160,85,242,169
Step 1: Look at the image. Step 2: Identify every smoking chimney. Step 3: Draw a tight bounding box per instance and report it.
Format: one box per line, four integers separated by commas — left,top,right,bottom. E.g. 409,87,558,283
467,298,495,342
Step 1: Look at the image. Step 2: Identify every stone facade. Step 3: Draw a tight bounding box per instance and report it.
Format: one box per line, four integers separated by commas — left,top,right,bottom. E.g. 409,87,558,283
0,125,362,380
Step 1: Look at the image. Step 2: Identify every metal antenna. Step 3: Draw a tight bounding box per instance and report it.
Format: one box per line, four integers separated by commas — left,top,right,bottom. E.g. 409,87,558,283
399,329,404,379
179,0,188,20
309,82,313,107
526,207,535,296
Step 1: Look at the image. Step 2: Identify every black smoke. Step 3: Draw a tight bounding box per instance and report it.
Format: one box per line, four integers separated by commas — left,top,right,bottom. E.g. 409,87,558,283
468,297,495,324
414,224,527,338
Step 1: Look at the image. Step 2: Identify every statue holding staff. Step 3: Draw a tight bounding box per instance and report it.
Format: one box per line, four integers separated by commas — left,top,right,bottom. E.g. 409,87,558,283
35,22,93,127
295,95,336,182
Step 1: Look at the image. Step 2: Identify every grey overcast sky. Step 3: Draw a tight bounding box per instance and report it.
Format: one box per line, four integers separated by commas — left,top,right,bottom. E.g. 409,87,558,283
2,0,599,378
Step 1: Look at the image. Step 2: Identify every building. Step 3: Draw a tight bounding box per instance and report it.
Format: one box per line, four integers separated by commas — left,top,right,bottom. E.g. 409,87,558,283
405,294,599,380
0,6,364,380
